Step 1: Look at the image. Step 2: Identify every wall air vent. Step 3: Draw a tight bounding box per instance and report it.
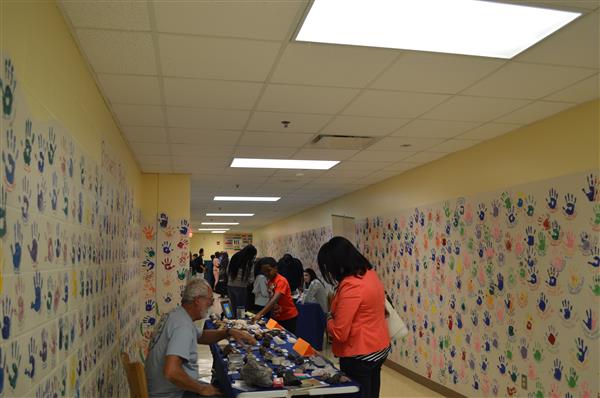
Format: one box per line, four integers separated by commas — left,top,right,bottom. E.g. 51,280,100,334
310,134,376,150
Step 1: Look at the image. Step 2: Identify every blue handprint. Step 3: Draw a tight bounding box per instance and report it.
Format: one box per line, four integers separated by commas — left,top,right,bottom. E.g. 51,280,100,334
0,186,6,238
1,58,17,119
527,266,539,286
162,241,172,254
143,315,156,326
587,246,600,268
538,292,548,312
145,300,156,312
509,365,519,383
142,258,155,270
547,188,558,210
19,175,31,223
2,128,19,189
496,273,504,291
582,309,594,332
179,219,189,235
28,221,39,264
552,358,563,381
31,272,43,312
47,127,56,165
497,355,506,374
24,337,36,379
525,226,535,246
22,119,35,169
483,310,491,327
478,203,486,221
574,337,588,364
1,296,12,340
525,195,536,217
11,221,22,271
35,133,45,173
481,356,488,372
506,206,517,227
0,346,5,394
562,193,576,217
546,267,558,288
560,299,572,320
582,173,598,202
158,213,168,228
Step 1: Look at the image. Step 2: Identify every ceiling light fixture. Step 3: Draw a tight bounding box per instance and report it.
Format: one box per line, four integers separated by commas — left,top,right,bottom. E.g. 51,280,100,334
201,222,240,225
211,230,228,234
198,228,230,231
231,158,339,170
206,213,255,217
296,0,581,59
214,196,281,202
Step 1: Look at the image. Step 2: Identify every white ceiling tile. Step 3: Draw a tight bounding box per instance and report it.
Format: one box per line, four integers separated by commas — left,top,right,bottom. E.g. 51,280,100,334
158,34,280,81
76,29,156,75
463,62,596,99
323,115,410,136
457,122,522,140
61,0,151,30
392,119,482,139
121,126,168,143
309,177,359,185
428,139,481,153
130,142,170,156
292,148,358,160
97,74,161,105
495,101,576,124
238,132,313,148
317,169,373,178
516,10,599,69
271,169,326,179
271,43,397,88
168,129,241,145
247,111,331,133
343,91,449,118
544,73,599,103
371,52,504,93
167,107,250,129
163,78,263,109
170,144,234,158
422,96,530,122
403,152,448,163
331,161,391,171
140,164,172,173
383,162,421,172
153,0,305,40
112,104,165,126
367,137,444,151
350,150,415,162
137,155,171,165
257,85,359,114
234,146,297,158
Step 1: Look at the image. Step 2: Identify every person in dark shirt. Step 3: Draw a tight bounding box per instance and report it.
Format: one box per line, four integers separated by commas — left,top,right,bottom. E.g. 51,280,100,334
277,254,304,294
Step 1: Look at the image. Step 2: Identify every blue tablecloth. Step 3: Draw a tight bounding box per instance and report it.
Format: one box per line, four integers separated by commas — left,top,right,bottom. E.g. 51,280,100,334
295,302,326,350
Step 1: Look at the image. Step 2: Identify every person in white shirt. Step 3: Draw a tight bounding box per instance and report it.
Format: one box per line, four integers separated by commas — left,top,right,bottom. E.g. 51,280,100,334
252,259,269,313
301,268,329,313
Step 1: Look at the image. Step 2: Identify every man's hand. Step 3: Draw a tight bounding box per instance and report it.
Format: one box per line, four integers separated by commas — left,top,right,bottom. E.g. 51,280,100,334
198,384,222,396
229,329,257,346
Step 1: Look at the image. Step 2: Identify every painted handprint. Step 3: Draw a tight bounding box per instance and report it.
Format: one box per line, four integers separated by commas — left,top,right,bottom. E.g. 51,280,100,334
28,221,39,265
562,193,576,218
31,271,43,312
587,245,599,268
581,173,598,202
19,175,31,223
11,221,23,271
47,127,56,166
2,128,19,190
8,341,21,389
1,57,17,120
1,296,12,340
546,188,558,211
551,358,563,381
35,133,45,174
143,225,155,240
24,336,36,379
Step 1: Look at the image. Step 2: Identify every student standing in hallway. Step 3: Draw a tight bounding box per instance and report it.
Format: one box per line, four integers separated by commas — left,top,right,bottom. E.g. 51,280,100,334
318,236,391,398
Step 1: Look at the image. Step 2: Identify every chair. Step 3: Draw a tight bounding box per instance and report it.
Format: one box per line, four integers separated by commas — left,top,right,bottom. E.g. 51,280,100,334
121,352,149,398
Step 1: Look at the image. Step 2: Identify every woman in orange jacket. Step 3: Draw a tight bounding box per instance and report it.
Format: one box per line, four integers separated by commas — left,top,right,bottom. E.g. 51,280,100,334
318,236,391,398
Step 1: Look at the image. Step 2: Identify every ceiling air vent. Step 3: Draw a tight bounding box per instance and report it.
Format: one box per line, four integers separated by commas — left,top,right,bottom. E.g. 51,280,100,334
311,134,376,150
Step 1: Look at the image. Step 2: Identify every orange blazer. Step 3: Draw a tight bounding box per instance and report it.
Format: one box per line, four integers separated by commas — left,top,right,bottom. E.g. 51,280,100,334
327,269,390,357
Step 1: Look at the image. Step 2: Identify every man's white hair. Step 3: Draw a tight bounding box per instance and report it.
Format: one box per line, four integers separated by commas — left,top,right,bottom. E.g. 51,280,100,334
181,277,211,304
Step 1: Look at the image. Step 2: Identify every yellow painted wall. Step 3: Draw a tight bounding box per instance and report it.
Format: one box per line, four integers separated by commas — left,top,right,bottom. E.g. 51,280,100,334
190,233,227,258
0,0,143,202
254,100,599,241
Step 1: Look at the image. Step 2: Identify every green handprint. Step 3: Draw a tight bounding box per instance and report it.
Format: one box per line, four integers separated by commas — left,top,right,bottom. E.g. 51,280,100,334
485,262,493,277
593,205,600,227
459,221,466,236
506,344,513,361
483,225,491,243
427,224,433,239
177,269,186,280
449,256,455,270
518,266,526,279
536,232,547,255
533,343,543,362
471,266,478,278
534,381,544,398
443,201,451,218
501,192,512,210
444,335,450,348
566,367,578,388
591,275,600,296
508,268,516,287
467,238,475,252
550,222,561,241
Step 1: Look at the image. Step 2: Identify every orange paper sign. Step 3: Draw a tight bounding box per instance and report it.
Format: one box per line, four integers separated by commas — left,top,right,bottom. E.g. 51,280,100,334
293,338,316,356
266,318,282,330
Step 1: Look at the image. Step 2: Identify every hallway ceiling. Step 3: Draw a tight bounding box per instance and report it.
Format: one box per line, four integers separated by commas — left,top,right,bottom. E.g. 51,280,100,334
59,0,599,233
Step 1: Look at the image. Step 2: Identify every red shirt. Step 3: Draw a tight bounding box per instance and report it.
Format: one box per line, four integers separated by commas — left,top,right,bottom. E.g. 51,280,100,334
268,274,298,321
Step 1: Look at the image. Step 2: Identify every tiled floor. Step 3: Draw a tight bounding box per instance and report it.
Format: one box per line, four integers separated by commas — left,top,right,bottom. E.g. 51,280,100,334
197,294,442,397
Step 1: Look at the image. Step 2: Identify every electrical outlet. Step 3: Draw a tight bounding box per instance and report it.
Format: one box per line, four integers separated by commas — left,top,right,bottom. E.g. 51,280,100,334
521,374,527,390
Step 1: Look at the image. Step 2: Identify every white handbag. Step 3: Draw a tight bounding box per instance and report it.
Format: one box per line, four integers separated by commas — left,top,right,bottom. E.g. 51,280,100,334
385,296,408,338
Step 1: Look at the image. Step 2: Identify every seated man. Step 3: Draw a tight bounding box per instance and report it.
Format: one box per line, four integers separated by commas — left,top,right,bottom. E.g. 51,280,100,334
145,277,256,397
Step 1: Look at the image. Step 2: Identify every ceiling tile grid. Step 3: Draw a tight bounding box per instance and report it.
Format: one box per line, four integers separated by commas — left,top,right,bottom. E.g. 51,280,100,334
58,0,600,231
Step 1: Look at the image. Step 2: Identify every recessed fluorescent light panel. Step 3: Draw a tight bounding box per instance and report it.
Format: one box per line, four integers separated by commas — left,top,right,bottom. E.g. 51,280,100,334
206,213,255,217
198,228,230,231
214,196,281,202
201,222,240,225
231,158,339,170
211,231,227,234
296,0,581,59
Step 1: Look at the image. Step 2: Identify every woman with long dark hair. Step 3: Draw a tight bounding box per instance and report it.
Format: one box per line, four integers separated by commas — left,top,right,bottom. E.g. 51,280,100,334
227,244,257,317
318,236,390,398
301,268,329,313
